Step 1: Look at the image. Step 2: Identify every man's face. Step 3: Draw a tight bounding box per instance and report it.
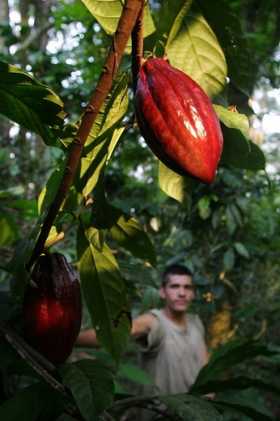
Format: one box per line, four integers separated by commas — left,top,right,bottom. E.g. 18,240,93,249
160,274,195,313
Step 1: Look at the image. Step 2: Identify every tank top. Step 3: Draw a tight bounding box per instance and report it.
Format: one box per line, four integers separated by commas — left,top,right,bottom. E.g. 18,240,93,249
139,309,207,394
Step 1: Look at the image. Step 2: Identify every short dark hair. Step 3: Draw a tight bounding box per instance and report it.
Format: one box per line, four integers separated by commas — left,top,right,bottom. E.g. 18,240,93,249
161,264,193,287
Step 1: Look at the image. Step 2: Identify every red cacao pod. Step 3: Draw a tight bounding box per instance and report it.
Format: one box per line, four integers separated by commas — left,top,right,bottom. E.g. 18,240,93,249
23,253,81,364
135,58,223,183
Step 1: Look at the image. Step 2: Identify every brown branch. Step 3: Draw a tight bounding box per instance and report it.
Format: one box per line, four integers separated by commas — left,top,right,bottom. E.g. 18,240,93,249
27,0,143,271
131,1,145,92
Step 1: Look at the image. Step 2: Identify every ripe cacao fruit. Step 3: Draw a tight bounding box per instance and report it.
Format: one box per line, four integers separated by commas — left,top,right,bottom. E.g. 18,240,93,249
135,58,223,183
23,253,82,364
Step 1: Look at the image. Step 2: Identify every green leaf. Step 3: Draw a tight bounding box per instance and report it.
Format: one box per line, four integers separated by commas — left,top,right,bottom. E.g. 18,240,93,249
214,105,250,139
118,363,153,385
81,126,125,197
110,214,156,266
0,215,18,246
220,126,265,170
213,398,274,421
225,206,236,235
60,359,114,418
79,74,129,196
197,0,255,95
223,248,235,271
0,61,65,145
78,227,131,361
160,394,222,420
234,242,250,259
38,162,65,214
198,196,211,220
5,198,38,220
165,3,227,97
89,191,156,265
192,339,276,389
215,106,265,170
158,161,187,203
80,0,155,38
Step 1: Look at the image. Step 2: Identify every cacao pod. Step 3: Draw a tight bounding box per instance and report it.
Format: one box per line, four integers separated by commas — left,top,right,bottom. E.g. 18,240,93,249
135,58,223,183
23,253,82,364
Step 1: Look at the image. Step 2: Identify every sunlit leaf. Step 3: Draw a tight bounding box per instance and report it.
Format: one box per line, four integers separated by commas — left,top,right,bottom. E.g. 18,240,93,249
78,227,130,361
214,105,250,139
165,3,227,97
80,0,155,39
81,126,125,197
79,74,129,196
158,161,187,203
215,105,265,170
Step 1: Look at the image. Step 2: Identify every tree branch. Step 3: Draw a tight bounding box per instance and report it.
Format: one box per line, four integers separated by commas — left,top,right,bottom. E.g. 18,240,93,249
27,0,144,270
0,321,84,420
131,1,145,92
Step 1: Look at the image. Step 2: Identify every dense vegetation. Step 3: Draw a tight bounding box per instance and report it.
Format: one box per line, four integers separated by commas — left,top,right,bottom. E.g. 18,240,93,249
0,0,280,419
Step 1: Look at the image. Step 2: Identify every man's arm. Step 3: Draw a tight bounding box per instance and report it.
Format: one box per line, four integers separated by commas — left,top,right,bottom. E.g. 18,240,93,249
76,312,156,347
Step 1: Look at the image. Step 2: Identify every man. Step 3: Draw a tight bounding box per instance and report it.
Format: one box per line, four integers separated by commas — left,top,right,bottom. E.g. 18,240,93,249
77,264,208,394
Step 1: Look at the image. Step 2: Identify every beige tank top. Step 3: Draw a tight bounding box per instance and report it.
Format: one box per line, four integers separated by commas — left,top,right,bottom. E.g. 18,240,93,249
139,309,207,394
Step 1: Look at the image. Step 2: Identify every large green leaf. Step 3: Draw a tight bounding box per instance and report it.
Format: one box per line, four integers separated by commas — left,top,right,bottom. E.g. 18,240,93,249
220,126,265,170
78,74,129,196
155,0,192,41
88,189,156,265
192,340,276,389
165,2,227,97
0,61,65,145
80,0,155,38
160,394,222,420
191,376,280,398
77,227,131,361
60,359,114,419
80,127,125,197
214,105,265,170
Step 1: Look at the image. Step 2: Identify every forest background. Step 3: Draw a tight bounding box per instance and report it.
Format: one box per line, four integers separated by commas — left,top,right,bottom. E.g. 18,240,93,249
0,0,280,420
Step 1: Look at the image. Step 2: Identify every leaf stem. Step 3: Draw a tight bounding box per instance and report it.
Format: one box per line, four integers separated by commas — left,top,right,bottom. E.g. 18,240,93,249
27,0,143,271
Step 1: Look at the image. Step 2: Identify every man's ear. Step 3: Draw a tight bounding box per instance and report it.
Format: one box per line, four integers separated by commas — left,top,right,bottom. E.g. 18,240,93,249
159,286,166,300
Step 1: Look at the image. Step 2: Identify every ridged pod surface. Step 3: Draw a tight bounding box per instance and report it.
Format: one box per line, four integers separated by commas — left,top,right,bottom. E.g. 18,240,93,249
135,58,223,183
23,253,81,364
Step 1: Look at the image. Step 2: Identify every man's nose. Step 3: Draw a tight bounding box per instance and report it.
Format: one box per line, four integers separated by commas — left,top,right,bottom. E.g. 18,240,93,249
178,287,186,296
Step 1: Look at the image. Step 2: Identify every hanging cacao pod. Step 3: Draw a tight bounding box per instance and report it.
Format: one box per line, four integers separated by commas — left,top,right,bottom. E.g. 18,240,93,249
23,253,82,364
135,58,223,183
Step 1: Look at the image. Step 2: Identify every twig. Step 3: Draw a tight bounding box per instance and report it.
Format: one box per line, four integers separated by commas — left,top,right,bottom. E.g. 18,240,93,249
0,321,84,419
131,1,145,92
26,0,143,271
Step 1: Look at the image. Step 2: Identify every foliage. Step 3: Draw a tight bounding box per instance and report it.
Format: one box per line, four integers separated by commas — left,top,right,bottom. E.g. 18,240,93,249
0,0,280,420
